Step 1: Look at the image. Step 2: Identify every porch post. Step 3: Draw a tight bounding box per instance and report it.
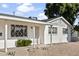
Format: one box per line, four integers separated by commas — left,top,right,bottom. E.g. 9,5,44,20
50,25,52,46
4,24,7,52
33,26,35,48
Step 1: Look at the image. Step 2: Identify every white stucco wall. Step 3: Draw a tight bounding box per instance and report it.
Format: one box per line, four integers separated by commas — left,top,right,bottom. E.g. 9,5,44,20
72,31,79,37
44,18,72,44
44,25,50,44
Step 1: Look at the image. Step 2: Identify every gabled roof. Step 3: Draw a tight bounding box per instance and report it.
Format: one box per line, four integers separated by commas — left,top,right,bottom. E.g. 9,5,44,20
44,16,73,28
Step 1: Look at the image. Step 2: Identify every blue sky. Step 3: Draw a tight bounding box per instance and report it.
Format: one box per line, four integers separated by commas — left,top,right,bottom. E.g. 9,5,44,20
0,3,48,20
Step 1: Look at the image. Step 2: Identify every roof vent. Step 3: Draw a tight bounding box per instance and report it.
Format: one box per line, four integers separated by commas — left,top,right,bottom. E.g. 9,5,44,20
13,11,15,16
28,16,37,20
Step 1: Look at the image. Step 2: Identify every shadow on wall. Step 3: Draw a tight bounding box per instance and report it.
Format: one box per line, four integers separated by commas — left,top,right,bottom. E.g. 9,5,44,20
71,37,79,42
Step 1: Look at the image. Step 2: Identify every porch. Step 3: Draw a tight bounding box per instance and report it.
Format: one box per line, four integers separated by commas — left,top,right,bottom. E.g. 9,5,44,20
0,23,45,52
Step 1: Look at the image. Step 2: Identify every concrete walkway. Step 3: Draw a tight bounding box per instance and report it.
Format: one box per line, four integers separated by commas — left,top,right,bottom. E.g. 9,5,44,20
0,52,6,56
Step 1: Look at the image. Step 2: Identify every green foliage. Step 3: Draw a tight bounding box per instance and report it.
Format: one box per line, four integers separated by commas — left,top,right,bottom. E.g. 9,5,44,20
74,25,79,31
44,3,79,25
16,39,32,47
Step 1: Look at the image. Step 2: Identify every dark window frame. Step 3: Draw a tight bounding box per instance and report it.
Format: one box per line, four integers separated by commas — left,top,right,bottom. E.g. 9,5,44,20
63,28,68,34
11,24,27,37
0,33,2,36
48,27,51,34
48,27,57,34
52,27,57,34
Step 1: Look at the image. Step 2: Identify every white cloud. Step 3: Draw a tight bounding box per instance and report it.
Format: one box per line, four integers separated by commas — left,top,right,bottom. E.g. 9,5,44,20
21,3,32,6
15,11,24,16
74,18,79,25
1,4,8,8
16,3,35,13
38,12,48,20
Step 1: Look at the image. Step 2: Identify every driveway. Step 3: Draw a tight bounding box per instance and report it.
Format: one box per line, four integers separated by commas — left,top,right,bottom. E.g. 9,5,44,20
0,42,79,56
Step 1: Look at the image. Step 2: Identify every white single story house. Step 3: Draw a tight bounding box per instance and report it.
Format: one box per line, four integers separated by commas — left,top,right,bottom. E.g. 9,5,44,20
0,14,73,52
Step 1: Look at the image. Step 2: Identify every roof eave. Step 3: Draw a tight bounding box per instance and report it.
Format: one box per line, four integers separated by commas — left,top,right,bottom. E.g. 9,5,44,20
0,15,48,25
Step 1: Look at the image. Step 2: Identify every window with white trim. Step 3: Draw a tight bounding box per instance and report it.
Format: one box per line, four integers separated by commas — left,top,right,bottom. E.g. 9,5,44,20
48,27,57,34
52,27,57,34
63,28,68,34
48,27,51,34
11,24,27,37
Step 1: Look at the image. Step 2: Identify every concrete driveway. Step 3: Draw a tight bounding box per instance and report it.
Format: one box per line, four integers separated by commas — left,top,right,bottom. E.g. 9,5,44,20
0,42,79,56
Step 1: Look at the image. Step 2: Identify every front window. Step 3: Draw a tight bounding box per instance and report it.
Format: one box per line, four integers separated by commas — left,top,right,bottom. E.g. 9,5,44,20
11,24,27,37
63,28,68,34
48,27,51,34
52,27,57,34
48,27,57,34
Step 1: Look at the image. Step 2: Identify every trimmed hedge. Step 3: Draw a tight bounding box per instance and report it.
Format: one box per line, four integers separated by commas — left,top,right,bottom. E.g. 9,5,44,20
16,39,32,47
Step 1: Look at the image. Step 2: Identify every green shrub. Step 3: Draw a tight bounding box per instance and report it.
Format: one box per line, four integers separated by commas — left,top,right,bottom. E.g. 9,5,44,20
16,39,32,47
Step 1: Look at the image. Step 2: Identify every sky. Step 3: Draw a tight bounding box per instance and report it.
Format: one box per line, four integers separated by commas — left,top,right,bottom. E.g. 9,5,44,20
0,3,48,20
0,3,78,25
74,17,79,25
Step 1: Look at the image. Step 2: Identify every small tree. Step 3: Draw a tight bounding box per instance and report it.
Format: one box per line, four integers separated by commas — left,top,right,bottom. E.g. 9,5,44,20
74,25,79,31
44,3,79,25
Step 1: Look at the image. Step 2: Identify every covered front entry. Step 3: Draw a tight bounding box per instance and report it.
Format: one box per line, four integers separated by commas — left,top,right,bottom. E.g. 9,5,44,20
0,20,7,52
35,26,40,44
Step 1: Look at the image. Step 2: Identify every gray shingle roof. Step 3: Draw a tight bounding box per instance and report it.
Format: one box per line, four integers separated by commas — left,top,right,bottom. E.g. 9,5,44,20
0,13,40,21
0,13,60,22
39,16,60,22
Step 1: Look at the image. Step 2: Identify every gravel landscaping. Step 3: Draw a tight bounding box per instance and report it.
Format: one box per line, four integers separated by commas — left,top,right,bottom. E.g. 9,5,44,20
0,42,79,56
